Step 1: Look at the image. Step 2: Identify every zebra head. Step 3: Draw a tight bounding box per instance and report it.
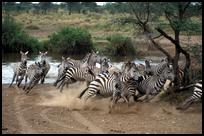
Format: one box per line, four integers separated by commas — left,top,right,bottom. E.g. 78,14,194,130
162,66,175,82
144,59,154,76
122,61,132,73
101,57,112,72
60,56,70,69
39,51,48,63
128,63,142,78
81,53,91,64
20,51,29,65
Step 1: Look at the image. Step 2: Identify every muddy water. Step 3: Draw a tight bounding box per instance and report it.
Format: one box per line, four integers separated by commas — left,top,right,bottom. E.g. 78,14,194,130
2,53,160,84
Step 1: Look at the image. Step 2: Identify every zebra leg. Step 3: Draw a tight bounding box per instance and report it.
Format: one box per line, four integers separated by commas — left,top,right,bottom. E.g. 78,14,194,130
110,92,121,112
16,75,19,84
41,75,45,84
9,73,17,87
59,80,67,93
54,74,65,86
176,97,194,110
133,93,144,102
121,95,129,106
17,75,24,88
78,87,89,99
29,79,39,93
23,75,28,90
57,79,66,89
25,79,34,93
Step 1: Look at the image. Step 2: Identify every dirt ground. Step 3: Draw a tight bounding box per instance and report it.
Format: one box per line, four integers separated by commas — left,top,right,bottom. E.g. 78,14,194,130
2,82,202,134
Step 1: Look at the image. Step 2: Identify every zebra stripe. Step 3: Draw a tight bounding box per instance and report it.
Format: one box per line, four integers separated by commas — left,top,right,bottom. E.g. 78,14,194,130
144,58,172,76
23,62,45,93
39,51,50,84
136,66,175,101
177,81,202,110
79,72,121,103
9,51,29,87
57,66,95,92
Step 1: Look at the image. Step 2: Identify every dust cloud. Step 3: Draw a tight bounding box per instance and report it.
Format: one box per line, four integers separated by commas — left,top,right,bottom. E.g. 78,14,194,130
37,82,110,112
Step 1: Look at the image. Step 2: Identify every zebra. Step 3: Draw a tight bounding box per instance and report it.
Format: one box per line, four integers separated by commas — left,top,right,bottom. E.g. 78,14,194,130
23,61,46,94
9,51,29,87
176,80,202,110
135,65,175,102
39,51,50,84
78,71,122,110
120,62,142,82
56,66,96,92
144,59,154,76
144,58,172,76
53,53,92,87
112,76,143,106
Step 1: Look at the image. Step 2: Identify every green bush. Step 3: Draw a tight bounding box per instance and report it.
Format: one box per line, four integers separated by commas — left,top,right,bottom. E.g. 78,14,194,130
2,15,42,53
105,34,136,56
49,26,93,55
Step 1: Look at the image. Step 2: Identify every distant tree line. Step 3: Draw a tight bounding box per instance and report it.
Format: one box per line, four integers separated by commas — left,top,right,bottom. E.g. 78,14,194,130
2,2,202,15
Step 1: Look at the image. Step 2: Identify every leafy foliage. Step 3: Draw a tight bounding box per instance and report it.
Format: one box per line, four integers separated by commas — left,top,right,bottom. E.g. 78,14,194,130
106,34,136,56
2,15,42,53
49,26,93,55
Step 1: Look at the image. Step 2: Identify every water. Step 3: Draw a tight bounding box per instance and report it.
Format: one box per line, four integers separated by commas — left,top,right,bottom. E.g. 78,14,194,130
2,53,157,84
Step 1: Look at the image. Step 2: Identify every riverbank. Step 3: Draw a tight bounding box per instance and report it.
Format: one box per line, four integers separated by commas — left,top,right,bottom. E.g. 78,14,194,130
2,83,202,134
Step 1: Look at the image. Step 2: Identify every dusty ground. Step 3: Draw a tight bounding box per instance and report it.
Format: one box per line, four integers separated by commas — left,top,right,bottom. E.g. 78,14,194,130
2,82,202,134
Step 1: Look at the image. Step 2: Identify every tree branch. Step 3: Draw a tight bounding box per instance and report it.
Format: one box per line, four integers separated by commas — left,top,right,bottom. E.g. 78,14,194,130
155,27,179,47
182,2,190,14
152,34,162,39
148,36,173,60
144,2,150,24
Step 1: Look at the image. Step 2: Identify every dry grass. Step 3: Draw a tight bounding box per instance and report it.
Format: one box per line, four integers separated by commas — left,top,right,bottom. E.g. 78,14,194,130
6,12,202,55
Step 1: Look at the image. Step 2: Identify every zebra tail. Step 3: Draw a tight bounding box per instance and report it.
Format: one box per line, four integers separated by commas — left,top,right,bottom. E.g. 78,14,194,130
78,87,89,99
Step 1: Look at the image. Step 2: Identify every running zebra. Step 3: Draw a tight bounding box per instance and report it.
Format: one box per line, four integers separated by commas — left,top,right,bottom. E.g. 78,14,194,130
144,58,172,76
23,61,46,94
9,51,29,87
53,53,94,87
112,77,143,106
135,65,175,102
78,71,122,109
176,80,202,110
120,62,142,82
39,51,50,84
56,66,96,92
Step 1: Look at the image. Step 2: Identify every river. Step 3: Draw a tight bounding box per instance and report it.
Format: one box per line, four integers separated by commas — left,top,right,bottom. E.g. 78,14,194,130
2,53,160,84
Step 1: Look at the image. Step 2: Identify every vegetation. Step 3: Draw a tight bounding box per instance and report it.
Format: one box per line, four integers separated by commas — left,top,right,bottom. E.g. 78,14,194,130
106,34,136,56
116,2,202,88
2,15,42,53
48,26,93,55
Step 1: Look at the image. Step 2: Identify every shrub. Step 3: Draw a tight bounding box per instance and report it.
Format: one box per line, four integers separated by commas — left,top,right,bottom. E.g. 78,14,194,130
25,25,39,30
105,34,136,56
49,26,93,55
2,15,42,53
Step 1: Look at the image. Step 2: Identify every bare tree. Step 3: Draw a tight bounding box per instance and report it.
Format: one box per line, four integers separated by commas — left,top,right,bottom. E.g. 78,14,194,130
126,2,195,90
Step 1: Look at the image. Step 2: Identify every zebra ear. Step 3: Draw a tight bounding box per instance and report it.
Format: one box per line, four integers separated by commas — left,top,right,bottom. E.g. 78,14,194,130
44,51,48,55
39,51,42,54
62,56,65,60
20,51,23,54
25,51,29,55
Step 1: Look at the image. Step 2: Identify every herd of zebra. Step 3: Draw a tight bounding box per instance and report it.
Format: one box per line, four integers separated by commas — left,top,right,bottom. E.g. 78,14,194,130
8,51,202,110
